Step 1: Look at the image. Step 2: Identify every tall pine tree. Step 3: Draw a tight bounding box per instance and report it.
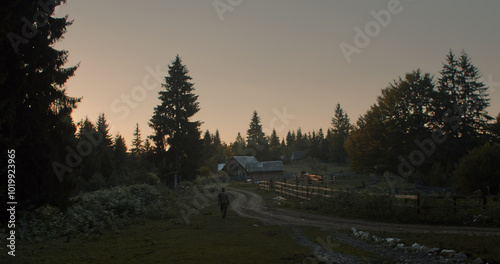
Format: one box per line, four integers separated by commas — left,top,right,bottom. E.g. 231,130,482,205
330,103,351,163
131,123,143,158
149,55,202,181
0,0,80,212
268,129,281,160
246,110,268,160
433,50,492,179
436,50,491,148
95,113,114,179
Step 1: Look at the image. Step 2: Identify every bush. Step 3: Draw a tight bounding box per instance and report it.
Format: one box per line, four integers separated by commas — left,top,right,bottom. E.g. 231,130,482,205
454,143,500,194
18,184,171,241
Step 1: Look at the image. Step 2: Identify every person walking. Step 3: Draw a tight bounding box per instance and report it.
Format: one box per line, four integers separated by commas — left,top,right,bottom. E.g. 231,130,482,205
217,188,230,219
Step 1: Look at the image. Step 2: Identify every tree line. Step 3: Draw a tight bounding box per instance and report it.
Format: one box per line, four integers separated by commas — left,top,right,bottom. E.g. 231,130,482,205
214,50,499,193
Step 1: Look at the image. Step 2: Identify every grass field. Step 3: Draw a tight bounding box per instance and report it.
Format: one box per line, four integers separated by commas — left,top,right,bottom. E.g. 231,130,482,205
15,197,310,264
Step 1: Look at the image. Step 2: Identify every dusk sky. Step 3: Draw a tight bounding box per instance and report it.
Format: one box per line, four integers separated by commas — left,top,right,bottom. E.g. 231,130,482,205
55,0,500,146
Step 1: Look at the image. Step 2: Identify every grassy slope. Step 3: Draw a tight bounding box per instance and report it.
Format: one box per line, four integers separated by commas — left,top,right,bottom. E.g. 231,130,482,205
15,201,309,264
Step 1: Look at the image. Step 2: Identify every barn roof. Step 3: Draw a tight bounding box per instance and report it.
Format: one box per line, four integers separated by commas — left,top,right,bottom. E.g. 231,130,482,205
232,156,259,168
247,161,284,172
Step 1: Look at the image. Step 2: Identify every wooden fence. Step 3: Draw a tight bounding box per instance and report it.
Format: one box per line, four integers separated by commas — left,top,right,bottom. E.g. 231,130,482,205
258,181,499,214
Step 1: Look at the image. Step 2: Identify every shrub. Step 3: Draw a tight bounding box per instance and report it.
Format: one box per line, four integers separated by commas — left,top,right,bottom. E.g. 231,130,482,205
454,143,500,194
18,184,170,241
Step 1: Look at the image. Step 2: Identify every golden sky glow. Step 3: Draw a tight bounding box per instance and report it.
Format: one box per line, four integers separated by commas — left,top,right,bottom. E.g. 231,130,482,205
55,0,500,146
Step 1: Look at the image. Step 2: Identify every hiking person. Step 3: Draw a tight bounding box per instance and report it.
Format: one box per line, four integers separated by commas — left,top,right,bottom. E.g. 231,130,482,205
217,188,230,219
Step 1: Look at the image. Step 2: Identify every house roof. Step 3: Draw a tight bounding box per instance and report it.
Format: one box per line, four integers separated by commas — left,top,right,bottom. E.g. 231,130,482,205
247,161,284,172
232,156,259,168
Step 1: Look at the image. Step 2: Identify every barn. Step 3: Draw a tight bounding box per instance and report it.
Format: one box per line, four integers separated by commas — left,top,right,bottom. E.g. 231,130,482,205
222,156,258,181
247,161,284,183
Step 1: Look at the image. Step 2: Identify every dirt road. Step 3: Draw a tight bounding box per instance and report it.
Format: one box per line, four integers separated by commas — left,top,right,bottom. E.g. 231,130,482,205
228,188,500,236
228,188,500,263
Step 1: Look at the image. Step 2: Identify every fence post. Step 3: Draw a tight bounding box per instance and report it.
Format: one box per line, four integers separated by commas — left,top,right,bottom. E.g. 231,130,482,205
453,196,457,213
416,192,420,214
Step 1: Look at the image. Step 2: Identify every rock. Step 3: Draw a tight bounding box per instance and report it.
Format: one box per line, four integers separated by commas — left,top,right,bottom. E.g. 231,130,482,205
396,243,405,249
440,249,456,259
411,243,421,251
453,252,467,262
385,237,401,246
472,257,484,264
420,245,429,252
428,248,440,255
351,227,357,234
372,235,380,243
358,231,370,239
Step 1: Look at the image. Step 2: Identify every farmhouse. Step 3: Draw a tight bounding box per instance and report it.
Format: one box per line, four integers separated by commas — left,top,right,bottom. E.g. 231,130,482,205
222,156,258,181
247,161,284,183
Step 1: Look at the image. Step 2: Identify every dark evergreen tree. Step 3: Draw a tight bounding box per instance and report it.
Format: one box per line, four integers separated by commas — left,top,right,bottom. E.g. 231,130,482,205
318,128,330,161
96,113,113,149
330,104,351,163
268,128,281,160
212,129,227,164
75,117,98,181
490,113,500,143
229,132,246,157
95,113,114,179
213,129,222,147
143,138,153,156
435,50,492,155
76,117,95,140
307,130,323,159
131,123,143,158
286,131,296,148
246,110,268,159
149,55,202,181
201,130,217,171
295,128,307,151
0,0,80,213
113,134,128,171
